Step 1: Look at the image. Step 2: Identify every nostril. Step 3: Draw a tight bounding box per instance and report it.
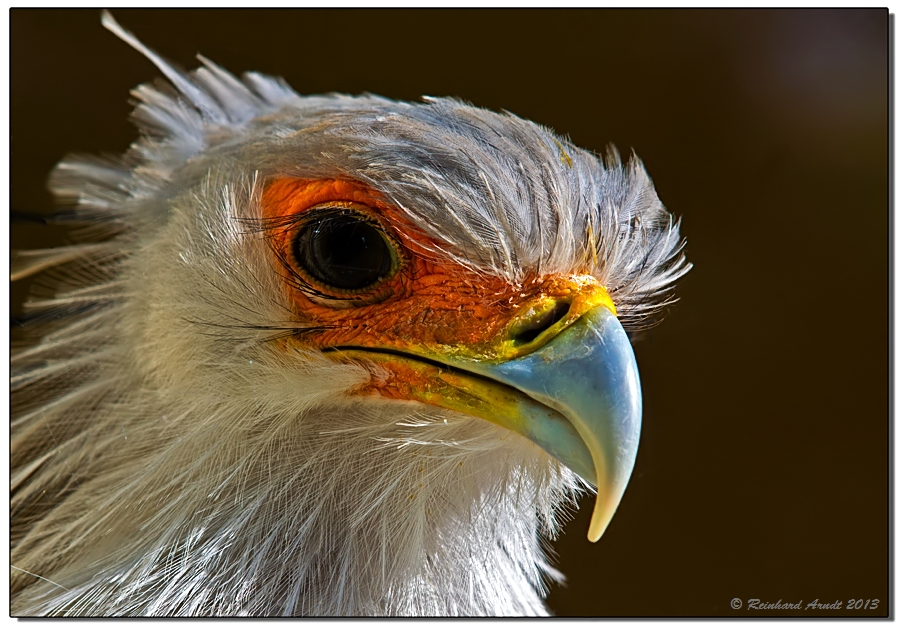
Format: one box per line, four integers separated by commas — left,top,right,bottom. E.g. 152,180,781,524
512,301,571,345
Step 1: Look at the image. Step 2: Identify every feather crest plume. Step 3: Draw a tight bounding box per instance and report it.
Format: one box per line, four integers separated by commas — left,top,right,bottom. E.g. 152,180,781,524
11,12,689,616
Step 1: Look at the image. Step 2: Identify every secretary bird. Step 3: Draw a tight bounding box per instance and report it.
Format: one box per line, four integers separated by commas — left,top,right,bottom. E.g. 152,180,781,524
11,12,690,616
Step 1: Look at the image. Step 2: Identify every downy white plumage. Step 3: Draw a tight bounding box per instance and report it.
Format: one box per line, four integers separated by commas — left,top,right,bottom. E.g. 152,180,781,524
11,13,690,616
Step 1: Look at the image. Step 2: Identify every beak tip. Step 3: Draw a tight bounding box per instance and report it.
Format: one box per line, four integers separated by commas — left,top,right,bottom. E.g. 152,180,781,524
586,491,620,542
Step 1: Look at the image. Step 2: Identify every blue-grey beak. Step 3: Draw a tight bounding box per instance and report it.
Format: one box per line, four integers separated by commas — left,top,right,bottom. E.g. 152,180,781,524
470,306,642,541
332,304,642,542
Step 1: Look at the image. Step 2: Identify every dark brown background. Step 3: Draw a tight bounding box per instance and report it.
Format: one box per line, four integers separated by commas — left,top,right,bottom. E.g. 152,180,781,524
10,9,890,617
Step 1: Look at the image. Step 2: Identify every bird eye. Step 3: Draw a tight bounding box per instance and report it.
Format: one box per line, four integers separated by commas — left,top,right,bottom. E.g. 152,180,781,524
292,207,397,293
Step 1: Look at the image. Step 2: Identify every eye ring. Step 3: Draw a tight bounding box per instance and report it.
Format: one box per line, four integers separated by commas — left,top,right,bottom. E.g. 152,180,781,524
288,202,401,300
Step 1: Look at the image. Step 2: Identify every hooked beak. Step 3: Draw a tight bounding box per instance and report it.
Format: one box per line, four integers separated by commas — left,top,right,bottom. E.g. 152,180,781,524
337,303,642,542
466,306,642,541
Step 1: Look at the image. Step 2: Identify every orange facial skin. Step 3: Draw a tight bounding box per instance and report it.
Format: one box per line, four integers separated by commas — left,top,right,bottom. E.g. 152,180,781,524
261,177,616,372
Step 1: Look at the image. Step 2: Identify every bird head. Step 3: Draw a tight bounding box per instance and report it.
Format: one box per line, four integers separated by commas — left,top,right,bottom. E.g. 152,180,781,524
11,13,690,616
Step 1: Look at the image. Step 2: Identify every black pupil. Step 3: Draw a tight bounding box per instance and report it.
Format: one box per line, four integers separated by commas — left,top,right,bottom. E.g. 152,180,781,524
293,212,392,290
